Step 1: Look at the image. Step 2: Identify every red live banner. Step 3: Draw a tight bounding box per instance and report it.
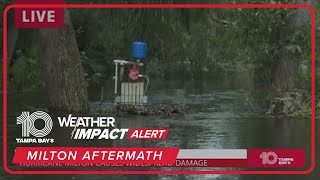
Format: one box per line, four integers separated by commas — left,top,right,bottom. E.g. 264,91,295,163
12,147,179,164
15,0,64,28
247,149,305,168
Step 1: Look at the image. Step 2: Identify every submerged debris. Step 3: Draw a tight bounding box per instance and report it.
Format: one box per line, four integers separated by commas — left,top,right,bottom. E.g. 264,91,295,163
113,103,186,116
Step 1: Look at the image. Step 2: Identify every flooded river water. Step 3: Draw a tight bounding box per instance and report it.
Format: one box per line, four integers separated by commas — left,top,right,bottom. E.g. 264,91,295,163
0,78,317,180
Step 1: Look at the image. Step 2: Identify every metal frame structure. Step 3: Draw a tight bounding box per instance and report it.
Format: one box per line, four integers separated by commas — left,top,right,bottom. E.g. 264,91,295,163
113,59,148,105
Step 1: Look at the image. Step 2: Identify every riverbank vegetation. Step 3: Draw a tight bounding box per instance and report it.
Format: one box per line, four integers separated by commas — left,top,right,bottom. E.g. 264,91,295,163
1,0,319,116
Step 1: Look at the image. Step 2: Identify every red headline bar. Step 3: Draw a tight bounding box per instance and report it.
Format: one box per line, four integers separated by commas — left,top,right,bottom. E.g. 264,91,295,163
12,147,179,164
128,128,169,140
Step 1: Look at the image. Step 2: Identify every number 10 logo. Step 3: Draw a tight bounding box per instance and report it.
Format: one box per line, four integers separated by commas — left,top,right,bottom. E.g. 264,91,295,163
17,111,53,137
260,151,278,165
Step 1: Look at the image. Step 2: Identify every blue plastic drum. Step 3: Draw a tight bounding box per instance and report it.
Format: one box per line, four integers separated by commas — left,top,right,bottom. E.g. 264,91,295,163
131,41,147,59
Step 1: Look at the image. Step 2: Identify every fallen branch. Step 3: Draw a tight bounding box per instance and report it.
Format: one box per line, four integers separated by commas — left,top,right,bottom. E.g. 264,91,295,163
211,15,238,26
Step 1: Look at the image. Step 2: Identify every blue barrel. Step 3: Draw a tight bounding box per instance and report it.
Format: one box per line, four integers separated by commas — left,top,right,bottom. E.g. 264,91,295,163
131,41,147,59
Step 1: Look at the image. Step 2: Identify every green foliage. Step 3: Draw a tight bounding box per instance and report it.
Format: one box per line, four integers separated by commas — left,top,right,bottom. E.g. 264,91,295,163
0,0,14,58
9,54,45,92
145,58,165,79
292,97,320,117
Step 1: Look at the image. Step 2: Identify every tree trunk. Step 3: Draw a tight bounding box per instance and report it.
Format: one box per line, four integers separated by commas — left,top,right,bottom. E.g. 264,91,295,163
273,42,299,94
206,9,217,65
273,0,311,95
39,10,88,113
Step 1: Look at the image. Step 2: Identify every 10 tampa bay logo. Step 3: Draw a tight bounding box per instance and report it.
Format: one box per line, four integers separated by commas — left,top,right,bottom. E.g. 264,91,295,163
16,111,54,144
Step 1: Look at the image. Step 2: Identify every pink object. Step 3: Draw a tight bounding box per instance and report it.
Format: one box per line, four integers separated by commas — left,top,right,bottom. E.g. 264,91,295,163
128,66,140,81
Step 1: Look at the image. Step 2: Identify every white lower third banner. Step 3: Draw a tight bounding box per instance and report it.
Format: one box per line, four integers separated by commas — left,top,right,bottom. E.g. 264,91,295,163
175,149,247,167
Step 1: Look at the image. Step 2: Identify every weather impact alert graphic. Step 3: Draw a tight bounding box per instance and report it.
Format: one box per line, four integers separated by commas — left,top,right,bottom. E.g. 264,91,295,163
3,0,315,175
15,111,169,143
